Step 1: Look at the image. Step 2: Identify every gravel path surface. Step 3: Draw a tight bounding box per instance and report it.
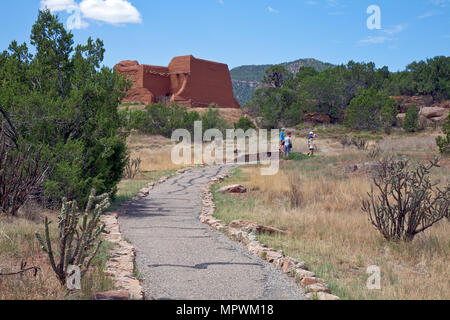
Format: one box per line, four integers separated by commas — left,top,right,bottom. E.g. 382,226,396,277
119,165,306,300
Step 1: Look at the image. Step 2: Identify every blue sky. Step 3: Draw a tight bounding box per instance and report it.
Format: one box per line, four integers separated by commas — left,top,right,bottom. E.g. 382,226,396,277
0,0,449,71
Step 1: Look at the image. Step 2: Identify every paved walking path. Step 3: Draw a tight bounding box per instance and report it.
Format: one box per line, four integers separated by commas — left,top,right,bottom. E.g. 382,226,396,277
119,165,306,300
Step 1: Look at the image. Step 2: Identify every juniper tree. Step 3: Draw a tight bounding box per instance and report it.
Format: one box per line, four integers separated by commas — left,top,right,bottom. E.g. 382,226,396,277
0,10,129,206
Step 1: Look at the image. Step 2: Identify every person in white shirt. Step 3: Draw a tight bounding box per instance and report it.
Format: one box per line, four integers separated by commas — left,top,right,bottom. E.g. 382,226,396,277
284,134,292,156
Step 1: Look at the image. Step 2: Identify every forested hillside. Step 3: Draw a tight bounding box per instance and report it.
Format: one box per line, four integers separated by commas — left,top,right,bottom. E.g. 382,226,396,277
243,57,449,130
231,58,334,105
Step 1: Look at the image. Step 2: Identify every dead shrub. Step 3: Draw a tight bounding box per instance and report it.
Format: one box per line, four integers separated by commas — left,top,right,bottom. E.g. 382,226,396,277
123,157,141,179
362,157,449,242
288,174,303,208
0,125,48,217
339,135,352,149
367,146,381,160
352,136,368,150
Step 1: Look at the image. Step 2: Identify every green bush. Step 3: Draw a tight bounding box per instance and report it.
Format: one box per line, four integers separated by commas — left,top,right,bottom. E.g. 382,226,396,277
235,117,256,131
123,104,231,137
403,106,419,132
123,103,201,137
436,113,450,155
200,106,230,133
246,87,302,129
284,152,311,161
0,10,128,206
344,87,398,131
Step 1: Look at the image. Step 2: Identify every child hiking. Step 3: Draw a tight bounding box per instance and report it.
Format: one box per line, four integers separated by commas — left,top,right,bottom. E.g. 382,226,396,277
307,131,315,156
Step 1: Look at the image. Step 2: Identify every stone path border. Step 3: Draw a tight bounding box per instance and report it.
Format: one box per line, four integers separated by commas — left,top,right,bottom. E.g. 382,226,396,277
100,168,191,300
200,172,340,301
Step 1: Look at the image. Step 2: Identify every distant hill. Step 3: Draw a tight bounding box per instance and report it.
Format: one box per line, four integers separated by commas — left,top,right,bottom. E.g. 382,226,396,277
231,58,334,105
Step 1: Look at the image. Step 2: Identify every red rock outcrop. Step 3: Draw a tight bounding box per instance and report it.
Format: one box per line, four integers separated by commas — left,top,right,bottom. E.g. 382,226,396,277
303,112,331,124
115,55,240,109
392,95,450,127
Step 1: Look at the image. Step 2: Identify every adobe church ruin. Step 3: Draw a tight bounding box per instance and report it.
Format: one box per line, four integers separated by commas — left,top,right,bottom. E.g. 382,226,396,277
115,55,240,109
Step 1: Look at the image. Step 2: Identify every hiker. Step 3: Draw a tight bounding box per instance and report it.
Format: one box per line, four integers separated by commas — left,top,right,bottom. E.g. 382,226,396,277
280,128,286,154
284,133,292,156
307,136,315,156
308,131,315,145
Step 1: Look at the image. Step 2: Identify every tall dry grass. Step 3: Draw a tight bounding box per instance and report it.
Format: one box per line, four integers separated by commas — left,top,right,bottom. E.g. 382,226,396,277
0,214,114,300
127,133,224,171
213,153,449,300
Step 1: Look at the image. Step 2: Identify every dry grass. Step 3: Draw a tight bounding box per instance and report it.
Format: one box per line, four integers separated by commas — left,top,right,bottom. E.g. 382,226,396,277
127,132,230,171
190,108,243,124
379,133,440,153
212,145,450,300
0,212,114,300
127,134,183,172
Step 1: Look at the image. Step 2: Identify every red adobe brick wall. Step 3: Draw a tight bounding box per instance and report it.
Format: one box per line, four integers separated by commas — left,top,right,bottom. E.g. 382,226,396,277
142,65,171,100
115,56,240,109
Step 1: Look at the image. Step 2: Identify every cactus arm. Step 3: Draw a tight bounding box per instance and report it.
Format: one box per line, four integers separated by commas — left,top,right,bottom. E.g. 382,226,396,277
42,216,58,275
81,240,103,278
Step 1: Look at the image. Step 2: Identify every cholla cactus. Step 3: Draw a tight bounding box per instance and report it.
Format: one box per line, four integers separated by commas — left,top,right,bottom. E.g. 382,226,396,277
362,157,449,242
36,189,111,285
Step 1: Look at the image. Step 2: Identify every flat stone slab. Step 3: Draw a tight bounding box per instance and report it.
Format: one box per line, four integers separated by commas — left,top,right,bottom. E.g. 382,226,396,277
118,165,306,300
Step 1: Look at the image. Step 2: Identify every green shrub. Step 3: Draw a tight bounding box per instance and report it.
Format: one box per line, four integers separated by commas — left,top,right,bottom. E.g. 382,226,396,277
283,152,310,161
200,106,230,133
344,87,397,131
436,113,450,155
123,103,201,137
0,10,127,206
235,117,256,131
403,106,419,132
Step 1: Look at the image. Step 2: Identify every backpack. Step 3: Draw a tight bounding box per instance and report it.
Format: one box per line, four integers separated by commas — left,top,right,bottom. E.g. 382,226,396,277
286,137,292,148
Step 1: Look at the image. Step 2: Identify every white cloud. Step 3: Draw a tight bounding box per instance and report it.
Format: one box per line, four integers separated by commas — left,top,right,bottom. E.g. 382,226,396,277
80,0,142,24
418,11,435,19
218,0,224,4
359,24,405,45
40,0,142,29
328,11,345,15
418,10,444,19
382,24,406,35
431,0,450,7
358,36,395,45
41,0,78,12
305,1,318,5
326,0,340,8
67,8,89,29
267,6,279,14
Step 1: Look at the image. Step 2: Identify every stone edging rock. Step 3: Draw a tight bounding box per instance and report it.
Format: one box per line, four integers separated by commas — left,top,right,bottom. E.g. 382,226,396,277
200,173,340,301
100,168,190,300
101,213,143,300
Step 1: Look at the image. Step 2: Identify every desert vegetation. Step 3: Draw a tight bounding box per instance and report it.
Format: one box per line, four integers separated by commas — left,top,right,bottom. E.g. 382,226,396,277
244,57,449,130
0,8,448,302
0,10,128,207
436,113,450,155
211,130,449,300
121,103,232,138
